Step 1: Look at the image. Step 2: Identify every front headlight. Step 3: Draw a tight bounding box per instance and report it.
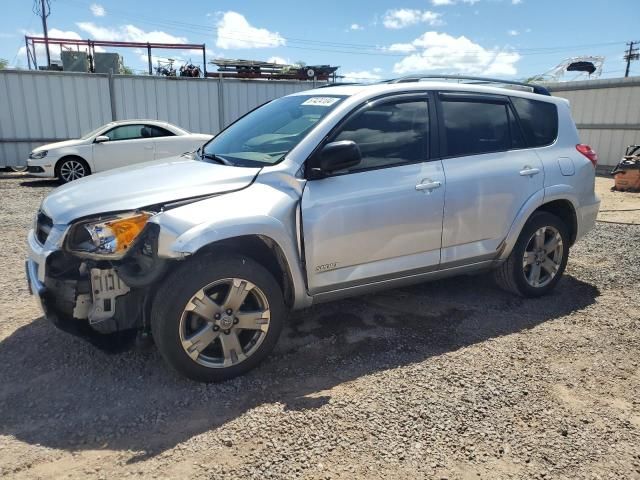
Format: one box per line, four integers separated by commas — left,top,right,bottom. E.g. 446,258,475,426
29,150,48,160
68,212,152,257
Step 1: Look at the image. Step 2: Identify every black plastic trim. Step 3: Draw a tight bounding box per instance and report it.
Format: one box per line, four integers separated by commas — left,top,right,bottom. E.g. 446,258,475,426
439,92,510,104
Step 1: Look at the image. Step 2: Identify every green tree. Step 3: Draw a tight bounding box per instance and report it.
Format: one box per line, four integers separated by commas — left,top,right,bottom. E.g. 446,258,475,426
0,58,8,70
120,65,134,75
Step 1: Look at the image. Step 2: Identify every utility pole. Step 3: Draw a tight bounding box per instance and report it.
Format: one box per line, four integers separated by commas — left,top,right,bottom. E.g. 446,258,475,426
624,41,639,78
33,0,51,69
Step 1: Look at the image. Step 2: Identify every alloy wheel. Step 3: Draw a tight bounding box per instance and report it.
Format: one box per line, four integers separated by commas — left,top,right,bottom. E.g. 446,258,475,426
179,278,271,368
60,160,86,182
522,225,564,288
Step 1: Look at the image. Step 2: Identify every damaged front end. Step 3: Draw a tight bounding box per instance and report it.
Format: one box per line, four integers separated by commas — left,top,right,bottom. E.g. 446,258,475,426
27,211,171,352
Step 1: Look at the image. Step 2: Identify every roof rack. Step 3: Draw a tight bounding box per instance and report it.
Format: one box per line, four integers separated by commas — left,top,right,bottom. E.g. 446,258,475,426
386,75,551,96
316,82,363,88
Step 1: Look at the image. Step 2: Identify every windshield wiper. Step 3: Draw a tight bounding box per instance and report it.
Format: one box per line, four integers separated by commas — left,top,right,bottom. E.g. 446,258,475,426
201,152,233,166
181,147,199,158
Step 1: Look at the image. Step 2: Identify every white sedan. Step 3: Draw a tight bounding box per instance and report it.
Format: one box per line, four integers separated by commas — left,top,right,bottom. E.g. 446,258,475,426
27,120,213,183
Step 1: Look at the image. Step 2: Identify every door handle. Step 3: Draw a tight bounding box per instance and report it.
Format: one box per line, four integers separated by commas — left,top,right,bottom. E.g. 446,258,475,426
519,166,540,177
144,145,154,150
415,180,442,192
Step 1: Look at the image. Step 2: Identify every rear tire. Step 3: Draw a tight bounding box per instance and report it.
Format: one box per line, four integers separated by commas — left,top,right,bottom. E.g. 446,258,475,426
151,254,285,382
56,157,90,183
494,212,569,297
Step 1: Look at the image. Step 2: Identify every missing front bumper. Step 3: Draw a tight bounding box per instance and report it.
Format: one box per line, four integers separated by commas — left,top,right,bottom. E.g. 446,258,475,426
26,258,141,352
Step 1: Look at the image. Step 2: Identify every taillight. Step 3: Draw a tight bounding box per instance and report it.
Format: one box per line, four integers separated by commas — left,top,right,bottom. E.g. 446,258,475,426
576,144,598,167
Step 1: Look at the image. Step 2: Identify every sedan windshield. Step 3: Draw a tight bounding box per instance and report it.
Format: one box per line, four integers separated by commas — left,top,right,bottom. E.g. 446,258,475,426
80,124,112,140
202,95,346,166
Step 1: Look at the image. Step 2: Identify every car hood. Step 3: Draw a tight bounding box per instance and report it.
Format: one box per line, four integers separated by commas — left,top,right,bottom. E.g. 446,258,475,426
33,139,86,152
41,156,261,224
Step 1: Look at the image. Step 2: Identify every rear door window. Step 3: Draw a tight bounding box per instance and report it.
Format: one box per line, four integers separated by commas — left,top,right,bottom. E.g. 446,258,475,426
440,98,514,157
511,97,558,147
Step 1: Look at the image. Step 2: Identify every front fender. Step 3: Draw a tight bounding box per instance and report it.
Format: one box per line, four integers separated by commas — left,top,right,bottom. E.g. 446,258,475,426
499,185,579,260
152,183,312,309
53,145,95,172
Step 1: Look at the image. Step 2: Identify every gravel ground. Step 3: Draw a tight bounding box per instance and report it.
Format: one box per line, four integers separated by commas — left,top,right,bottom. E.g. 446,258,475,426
0,174,639,480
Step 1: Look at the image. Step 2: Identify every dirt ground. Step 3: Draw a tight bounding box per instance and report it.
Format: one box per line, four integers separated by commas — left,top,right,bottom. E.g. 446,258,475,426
0,173,639,480
596,178,640,225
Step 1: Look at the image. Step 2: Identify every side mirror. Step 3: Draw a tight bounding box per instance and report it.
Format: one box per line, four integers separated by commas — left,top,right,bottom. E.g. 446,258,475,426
94,135,110,143
308,140,362,178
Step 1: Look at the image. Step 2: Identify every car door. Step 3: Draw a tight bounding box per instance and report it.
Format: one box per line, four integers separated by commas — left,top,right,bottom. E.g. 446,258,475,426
437,92,545,265
301,94,445,295
92,124,155,171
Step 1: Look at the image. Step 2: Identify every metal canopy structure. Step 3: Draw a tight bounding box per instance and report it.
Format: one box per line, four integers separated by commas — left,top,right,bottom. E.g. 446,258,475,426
24,35,207,76
210,58,339,81
532,56,605,83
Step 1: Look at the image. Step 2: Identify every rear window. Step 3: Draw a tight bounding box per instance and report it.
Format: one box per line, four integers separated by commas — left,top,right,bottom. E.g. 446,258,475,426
511,97,558,147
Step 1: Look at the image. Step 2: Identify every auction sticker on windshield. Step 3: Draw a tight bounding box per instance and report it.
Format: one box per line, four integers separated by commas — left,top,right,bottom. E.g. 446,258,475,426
302,97,341,107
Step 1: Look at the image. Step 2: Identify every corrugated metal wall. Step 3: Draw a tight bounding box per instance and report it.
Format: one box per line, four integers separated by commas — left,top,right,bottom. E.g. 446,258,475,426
9,70,635,169
112,76,222,135
0,70,320,167
547,77,640,168
0,71,112,167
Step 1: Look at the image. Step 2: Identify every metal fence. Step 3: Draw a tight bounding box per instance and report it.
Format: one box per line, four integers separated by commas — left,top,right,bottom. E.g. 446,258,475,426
0,70,318,167
547,76,640,168
5,70,637,170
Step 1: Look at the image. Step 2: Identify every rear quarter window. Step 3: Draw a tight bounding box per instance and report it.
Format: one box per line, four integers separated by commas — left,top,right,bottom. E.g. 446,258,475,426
149,126,175,137
511,97,558,147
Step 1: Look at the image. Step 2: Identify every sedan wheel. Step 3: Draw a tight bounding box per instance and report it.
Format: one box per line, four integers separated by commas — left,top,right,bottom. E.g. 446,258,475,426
58,159,88,183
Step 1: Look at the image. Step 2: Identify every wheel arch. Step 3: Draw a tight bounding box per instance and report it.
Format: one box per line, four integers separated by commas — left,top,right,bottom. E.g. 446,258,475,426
534,199,578,245
192,234,297,309
499,188,579,260
54,155,91,178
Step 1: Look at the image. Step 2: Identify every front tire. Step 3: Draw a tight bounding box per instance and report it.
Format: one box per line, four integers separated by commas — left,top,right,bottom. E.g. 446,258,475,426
151,254,285,382
56,157,90,183
494,212,569,297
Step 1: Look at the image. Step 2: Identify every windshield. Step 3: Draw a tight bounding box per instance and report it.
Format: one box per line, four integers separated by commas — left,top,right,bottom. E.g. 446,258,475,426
80,124,112,140
202,95,346,166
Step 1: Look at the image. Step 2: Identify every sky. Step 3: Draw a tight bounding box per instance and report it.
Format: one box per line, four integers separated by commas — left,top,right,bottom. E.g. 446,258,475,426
0,0,638,82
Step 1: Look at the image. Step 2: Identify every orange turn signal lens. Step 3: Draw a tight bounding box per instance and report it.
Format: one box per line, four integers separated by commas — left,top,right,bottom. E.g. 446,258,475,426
104,213,151,252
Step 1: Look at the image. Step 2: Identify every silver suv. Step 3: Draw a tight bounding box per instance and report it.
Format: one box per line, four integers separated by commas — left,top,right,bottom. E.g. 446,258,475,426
26,76,600,382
